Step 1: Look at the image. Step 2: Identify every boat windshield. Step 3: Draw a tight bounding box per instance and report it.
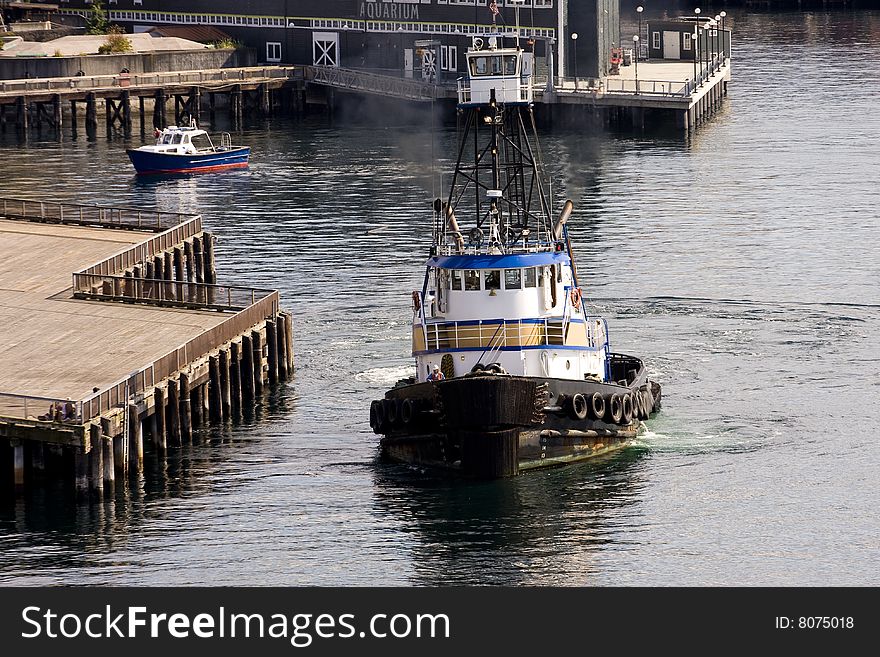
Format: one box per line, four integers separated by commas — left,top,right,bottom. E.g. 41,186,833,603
160,133,173,144
469,54,518,77
191,133,212,150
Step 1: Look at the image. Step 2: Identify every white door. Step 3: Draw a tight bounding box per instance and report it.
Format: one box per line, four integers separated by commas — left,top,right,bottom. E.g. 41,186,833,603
404,48,414,79
313,31,339,67
662,31,680,59
421,48,436,81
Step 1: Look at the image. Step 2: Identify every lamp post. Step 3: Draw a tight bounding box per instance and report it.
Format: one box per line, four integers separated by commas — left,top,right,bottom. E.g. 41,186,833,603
705,19,714,74
397,25,404,77
632,35,639,94
714,15,720,69
571,32,578,90
636,6,643,60
720,10,727,61
692,29,698,90
694,8,702,84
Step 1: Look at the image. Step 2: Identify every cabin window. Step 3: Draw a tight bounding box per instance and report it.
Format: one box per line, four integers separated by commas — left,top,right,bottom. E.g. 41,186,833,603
452,270,463,290
524,268,537,287
485,270,501,291
464,270,480,291
469,56,489,76
182,135,190,143
504,269,522,289
171,133,183,144
191,133,211,150
503,55,518,75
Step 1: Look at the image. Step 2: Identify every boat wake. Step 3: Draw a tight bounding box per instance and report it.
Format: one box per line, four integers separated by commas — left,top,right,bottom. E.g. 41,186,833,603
355,365,413,385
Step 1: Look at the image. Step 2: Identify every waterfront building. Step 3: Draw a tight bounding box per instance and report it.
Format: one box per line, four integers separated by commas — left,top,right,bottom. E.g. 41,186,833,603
57,1,620,81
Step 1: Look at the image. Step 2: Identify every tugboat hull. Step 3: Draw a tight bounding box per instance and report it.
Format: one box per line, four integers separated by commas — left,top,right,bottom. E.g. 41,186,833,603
372,355,661,478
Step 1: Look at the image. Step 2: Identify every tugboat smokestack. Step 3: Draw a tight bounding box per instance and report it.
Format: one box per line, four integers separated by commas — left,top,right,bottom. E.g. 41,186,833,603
553,200,574,240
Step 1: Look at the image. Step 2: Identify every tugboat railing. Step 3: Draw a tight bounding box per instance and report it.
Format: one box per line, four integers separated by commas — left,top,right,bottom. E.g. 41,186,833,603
421,316,607,352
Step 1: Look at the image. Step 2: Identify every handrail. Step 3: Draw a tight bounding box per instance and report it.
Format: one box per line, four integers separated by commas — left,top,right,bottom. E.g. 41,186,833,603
422,316,606,352
0,393,84,425
0,66,299,96
0,196,193,232
305,65,446,101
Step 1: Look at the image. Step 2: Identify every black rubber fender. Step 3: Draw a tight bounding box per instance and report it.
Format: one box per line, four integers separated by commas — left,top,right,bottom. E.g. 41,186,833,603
384,398,400,425
621,393,633,424
590,392,606,419
570,393,588,420
370,400,385,434
606,394,623,424
400,398,417,424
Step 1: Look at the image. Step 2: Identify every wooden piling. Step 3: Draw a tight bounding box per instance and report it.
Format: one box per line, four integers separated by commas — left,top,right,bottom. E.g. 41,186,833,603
31,441,45,473
174,246,185,300
230,342,242,418
153,254,164,301
102,435,114,490
183,240,195,283
209,355,222,423
164,250,175,301
113,434,126,480
12,440,24,489
193,235,204,283
179,372,192,444
129,403,143,472
285,311,294,375
154,386,167,453
154,89,166,128
277,314,289,381
122,90,132,137
166,377,181,446
191,383,205,428
17,96,28,135
241,333,255,405
74,446,88,495
266,319,279,385
203,232,216,284
139,95,145,132
89,424,104,494
52,94,62,133
105,98,114,136
219,348,232,420
251,329,264,394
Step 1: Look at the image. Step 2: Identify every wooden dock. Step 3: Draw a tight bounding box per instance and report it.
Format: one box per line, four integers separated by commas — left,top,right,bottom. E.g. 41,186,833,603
0,66,301,137
0,198,293,499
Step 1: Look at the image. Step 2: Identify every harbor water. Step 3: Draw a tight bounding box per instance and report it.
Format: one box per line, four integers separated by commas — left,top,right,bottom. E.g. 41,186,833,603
0,11,877,585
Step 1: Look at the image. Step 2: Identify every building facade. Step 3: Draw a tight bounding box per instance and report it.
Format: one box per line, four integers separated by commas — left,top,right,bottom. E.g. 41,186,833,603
57,0,619,81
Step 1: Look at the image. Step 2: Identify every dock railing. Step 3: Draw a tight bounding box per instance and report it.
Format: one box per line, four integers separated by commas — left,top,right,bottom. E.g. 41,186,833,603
304,65,446,101
0,393,84,425
0,66,299,95
0,197,194,232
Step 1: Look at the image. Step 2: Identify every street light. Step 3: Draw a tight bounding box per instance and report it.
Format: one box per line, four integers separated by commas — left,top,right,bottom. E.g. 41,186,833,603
632,35,639,93
720,10,727,61
714,15,721,69
692,29,698,90
636,6,643,60
705,19,714,74
397,25,404,76
571,32,578,90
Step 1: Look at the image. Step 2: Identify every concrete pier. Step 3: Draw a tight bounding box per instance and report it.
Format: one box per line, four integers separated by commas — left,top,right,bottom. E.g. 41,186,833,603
0,198,293,500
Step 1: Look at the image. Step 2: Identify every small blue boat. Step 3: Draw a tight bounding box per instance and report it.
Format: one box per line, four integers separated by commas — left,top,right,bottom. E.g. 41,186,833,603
127,121,250,175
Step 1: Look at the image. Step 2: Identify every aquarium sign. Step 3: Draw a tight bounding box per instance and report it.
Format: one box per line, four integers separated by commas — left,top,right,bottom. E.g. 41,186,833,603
359,2,422,21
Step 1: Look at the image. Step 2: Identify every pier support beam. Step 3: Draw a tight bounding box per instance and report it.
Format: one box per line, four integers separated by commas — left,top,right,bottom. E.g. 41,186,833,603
192,383,205,429
179,373,192,444
209,355,222,423
113,434,127,480
193,236,205,283
88,425,104,495
241,333,255,406
203,232,217,284
74,446,88,496
277,313,289,381
230,342,242,419
12,440,24,490
251,330,264,394
166,378,181,446
266,319,279,386
153,89,166,128
129,404,143,473
219,348,232,421
102,435,115,491
154,386,167,453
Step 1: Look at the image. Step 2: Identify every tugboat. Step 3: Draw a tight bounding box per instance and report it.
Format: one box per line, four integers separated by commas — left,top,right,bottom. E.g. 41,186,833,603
369,34,661,478
126,119,250,175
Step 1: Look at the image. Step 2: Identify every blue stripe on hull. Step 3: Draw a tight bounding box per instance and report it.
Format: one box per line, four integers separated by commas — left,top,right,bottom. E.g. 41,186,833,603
126,148,250,175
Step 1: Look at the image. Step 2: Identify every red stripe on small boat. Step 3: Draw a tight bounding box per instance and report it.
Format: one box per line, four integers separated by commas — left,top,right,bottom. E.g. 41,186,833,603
136,162,249,175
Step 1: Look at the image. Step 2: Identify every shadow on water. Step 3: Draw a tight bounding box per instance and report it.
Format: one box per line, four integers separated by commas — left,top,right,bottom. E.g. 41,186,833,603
370,447,650,585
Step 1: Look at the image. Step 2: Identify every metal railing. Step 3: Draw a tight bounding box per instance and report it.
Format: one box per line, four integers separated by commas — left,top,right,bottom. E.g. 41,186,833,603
78,290,280,422
682,53,727,96
0,197,193,232
74,216,202,278
0,393,84,425
603,78,690,97
72,273,275,312
0,66,299,96
422,317,608,352
304,65,446,101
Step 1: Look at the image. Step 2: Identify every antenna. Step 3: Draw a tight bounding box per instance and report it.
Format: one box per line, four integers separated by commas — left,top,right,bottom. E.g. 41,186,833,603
509,0,525,47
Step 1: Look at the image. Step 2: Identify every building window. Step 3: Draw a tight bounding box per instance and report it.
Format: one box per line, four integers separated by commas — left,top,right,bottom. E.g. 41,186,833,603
266,42,281,62
683,32,692,51
652,31,660,50
441,45,458,71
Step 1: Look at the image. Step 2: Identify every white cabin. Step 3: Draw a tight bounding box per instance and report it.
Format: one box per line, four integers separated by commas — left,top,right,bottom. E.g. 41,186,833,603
458,36,534,106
